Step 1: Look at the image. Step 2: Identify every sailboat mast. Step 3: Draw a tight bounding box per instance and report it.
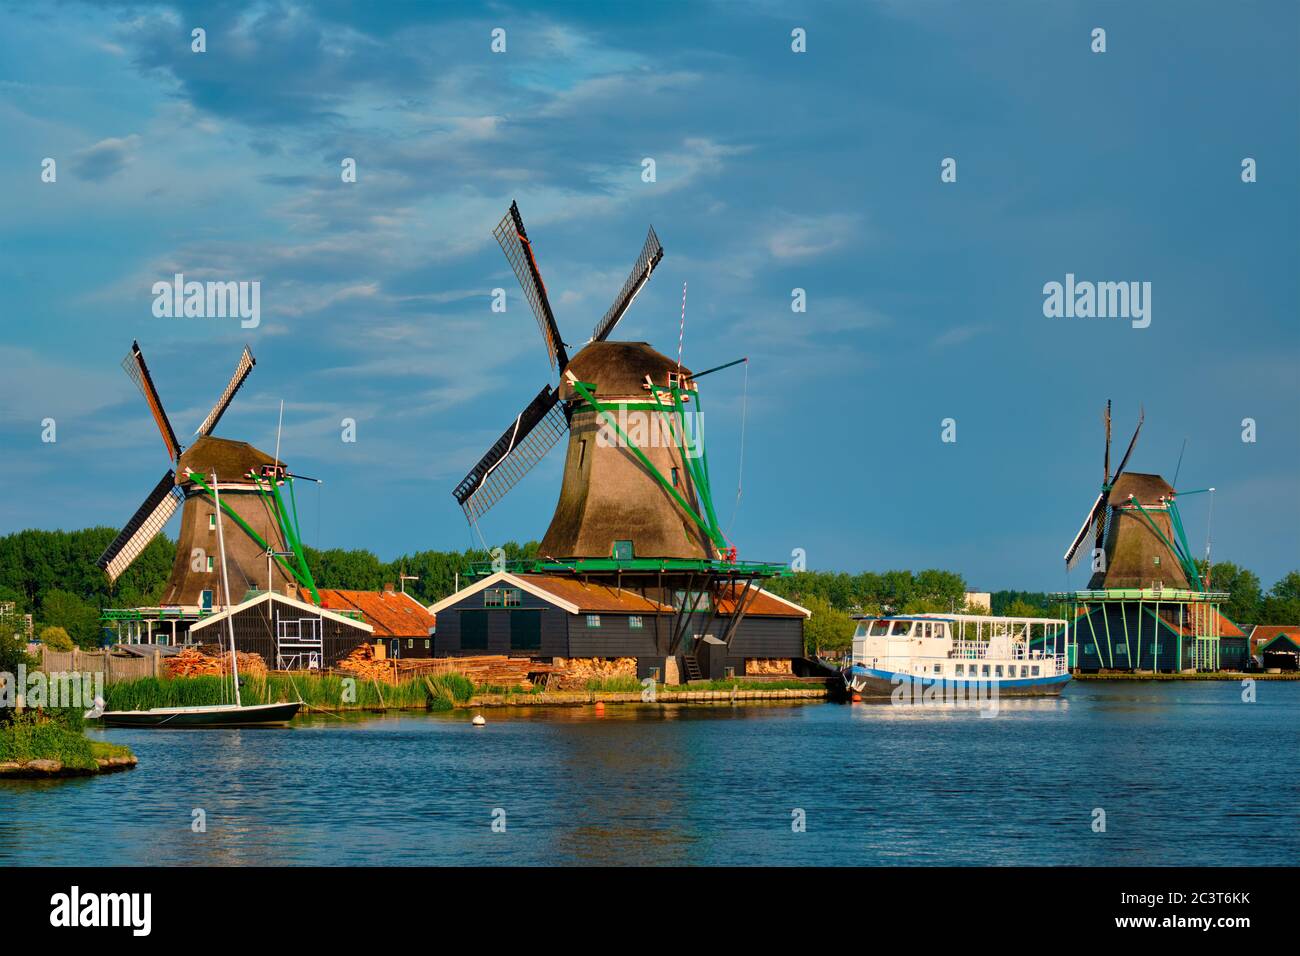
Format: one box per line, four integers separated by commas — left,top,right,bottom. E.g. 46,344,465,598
211,471,242,708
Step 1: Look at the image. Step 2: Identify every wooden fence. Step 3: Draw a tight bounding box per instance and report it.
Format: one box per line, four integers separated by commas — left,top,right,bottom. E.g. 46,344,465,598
37,647,162,684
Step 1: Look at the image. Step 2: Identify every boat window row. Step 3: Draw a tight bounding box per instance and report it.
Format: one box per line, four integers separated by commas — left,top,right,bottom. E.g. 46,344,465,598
860,620,948,638
952,663,1042,678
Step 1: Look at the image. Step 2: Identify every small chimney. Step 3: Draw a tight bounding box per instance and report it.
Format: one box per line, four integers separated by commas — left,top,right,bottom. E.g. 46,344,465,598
284,584,296,598
383,582,395,595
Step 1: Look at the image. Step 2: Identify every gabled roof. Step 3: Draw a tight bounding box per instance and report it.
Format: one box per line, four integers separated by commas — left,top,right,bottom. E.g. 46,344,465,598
300,588,435,639
427,571,673,615
190,590,373,634
715,583,811,619
1249,625,1300,653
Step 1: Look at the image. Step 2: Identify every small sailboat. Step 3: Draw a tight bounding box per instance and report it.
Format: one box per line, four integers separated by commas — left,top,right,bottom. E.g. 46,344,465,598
101,470,302,729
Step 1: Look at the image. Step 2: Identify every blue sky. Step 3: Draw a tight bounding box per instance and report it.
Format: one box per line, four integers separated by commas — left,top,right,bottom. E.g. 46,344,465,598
1,0,1296,592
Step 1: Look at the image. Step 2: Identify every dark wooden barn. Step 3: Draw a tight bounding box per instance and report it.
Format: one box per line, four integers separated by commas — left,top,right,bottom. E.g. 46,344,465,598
428,572,808,683
188,590,373,669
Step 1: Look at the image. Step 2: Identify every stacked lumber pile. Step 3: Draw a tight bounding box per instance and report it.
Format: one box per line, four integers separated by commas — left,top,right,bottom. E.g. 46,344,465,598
745,657,794,675
165,645,268,678
549,657,636,691
397,655,554,689
336,645,550,688
336,644,397,682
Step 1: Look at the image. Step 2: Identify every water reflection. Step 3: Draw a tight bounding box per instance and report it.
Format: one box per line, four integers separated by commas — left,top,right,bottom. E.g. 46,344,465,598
1,685,1295,866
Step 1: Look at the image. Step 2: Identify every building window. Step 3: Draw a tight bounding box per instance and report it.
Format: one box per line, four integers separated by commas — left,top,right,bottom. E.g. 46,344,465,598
578,439,587,468
503,588,522,607
406,639,413,649
208,514,216,530
671,467,680,487
484,589,503,607
424,639,430,650
1153,556,1161,566
629,615,643,629
200,590,213,611
586,614,601,628
613,540,634,561
206,556,214,572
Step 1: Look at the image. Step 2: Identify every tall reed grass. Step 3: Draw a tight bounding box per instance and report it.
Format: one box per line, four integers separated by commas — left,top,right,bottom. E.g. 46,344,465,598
104,671,475,713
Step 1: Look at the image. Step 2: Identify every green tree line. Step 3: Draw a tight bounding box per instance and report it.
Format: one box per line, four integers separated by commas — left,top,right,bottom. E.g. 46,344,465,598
1,527,1296,652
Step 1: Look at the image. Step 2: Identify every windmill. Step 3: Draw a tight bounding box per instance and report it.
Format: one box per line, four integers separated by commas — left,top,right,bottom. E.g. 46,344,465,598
1063,402,1209,591
452,201,733,562
97,341,320,611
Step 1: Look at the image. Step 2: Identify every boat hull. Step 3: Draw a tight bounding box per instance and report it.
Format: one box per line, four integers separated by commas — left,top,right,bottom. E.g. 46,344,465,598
843,666,1069,699
99,701,302,728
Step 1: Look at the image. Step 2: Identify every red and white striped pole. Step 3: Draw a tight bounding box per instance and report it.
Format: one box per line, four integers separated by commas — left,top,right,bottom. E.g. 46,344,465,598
677,281,687,372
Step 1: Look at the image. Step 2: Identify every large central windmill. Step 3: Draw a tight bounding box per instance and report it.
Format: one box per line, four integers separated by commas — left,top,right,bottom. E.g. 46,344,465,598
1057,401,1234,672
97,342,320,613
452,201,730,562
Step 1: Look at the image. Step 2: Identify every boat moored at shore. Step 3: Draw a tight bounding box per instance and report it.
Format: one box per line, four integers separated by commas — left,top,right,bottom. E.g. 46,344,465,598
842,613,1072,698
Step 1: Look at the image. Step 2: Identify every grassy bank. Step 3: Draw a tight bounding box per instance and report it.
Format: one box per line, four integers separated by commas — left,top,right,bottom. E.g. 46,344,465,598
0,713,135,773
103,672,477,713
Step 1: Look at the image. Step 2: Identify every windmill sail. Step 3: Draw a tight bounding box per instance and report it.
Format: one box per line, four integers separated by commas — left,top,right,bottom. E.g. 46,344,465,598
453,386,567,523
1111,409,1144,481
494,202,568,371
195,346,256,438
123,342,181,461
1064,491,1106,569
97,470,184,582
591,225,664,343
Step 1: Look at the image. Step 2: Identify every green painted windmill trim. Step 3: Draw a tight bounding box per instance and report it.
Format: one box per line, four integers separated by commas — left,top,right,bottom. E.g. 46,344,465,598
1127,499,1203,590
647,381,722,545
1166,499,1204,590
252,473,320,605
568,376,728,552
185,471,312,601
670,384,722,536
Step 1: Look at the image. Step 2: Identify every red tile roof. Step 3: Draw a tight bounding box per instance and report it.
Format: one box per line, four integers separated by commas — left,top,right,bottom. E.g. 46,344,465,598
1250,625,1300,653
714,584,810,618
300,588,436,638
522,575,674,614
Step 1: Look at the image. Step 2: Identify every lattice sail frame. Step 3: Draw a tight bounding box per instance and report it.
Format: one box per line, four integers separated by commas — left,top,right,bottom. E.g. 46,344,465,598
98,470,184,582
493,204,566,371
195,346,255,438
591,225,663,343
454,386,568,523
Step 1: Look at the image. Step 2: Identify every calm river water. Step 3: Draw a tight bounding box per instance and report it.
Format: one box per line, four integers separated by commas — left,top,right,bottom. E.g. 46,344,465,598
3,681,1297,866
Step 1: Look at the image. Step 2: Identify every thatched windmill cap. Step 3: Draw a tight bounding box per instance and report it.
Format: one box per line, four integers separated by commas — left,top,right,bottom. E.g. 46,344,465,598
560,341,690,400
1108,472,1175,506
177,436,283,486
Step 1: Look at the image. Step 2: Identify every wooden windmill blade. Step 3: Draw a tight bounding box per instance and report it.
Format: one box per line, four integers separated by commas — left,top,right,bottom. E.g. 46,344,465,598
96,470,184,582
1110,406,1144,481
1064,491,1107,568
194,345,256,438
123,341,181,461
591,225,664,344
494,201,568,371
453,385,568,523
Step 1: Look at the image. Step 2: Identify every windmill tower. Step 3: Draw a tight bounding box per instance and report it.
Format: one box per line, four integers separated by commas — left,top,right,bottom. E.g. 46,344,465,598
453,201,726,562
447,202,792,679
1058,402,1230,672
98,342,320,636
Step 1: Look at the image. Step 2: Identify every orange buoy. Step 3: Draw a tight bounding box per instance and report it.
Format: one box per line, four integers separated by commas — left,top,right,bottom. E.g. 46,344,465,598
851,693,862,703
594,701,605,714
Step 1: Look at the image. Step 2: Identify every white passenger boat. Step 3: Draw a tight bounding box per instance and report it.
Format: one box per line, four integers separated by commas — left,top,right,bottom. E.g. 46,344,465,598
842,613,1072,698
